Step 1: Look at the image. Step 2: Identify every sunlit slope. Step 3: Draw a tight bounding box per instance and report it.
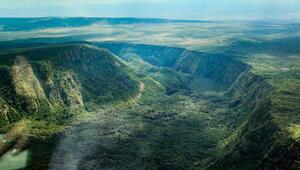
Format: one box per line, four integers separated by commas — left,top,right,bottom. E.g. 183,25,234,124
0,44,139,131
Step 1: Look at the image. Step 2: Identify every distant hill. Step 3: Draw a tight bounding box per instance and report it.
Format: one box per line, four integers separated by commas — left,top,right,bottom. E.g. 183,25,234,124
0,17,206,31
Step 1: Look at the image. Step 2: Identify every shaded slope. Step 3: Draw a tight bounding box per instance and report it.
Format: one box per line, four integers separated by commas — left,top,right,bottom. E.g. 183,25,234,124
97,42,249,91
208,38,300,170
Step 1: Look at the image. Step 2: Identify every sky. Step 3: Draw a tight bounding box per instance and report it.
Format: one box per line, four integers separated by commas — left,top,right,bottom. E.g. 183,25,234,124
0,0,300,20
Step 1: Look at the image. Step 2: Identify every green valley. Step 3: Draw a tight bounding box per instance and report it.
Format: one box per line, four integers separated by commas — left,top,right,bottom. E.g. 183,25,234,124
0,18,299,170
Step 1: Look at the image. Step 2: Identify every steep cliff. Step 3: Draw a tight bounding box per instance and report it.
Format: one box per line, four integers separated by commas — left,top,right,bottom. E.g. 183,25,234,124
0,44,139,129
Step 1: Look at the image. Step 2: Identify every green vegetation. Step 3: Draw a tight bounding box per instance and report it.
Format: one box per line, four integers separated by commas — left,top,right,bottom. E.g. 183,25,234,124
245,54,300,127
207,39,300,169
288,124,300,141
0,27,299,169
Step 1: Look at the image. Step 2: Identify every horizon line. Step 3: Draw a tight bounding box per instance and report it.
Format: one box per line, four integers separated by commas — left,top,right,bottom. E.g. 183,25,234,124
0,16,299,23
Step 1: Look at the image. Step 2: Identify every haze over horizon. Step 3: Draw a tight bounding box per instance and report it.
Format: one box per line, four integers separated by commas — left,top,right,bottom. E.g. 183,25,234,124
0,0,300,21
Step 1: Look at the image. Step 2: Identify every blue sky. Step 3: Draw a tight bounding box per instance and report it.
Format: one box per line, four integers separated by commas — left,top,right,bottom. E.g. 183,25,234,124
0,0,300,20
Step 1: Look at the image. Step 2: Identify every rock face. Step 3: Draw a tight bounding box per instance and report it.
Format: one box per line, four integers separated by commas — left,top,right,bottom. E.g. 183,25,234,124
0,98,10,126
0,44,139,126
226,70,272,111
11,56,47,113
176,51,249,91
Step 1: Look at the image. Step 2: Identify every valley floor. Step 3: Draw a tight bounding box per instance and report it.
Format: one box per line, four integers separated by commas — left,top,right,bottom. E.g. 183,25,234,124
49,91,234,170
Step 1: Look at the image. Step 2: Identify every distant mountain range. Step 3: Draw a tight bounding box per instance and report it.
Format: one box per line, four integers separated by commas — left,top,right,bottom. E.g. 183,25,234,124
0,17,207,31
